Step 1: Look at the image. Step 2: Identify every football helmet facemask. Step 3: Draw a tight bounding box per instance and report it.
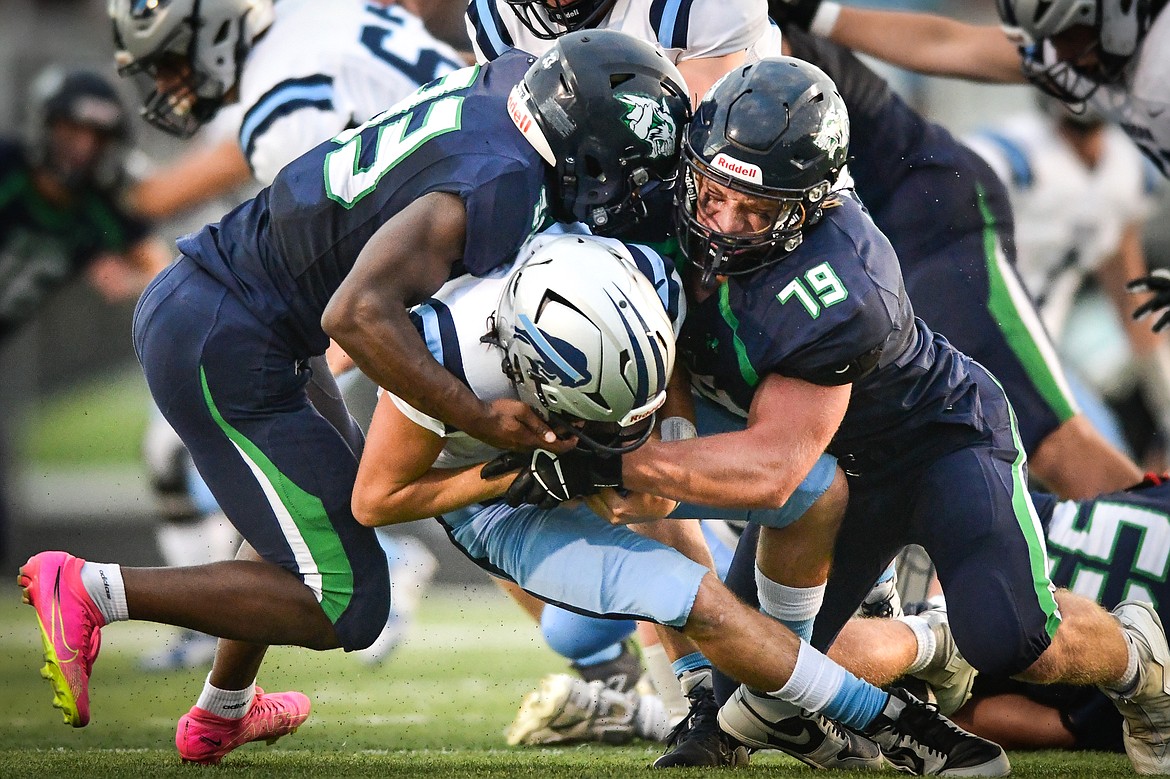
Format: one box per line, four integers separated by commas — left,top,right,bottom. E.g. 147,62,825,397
508,29,691,236
503,0,618,39
491,234,676,455
109,0,275,137
677,57,849,286
998,0,1162,103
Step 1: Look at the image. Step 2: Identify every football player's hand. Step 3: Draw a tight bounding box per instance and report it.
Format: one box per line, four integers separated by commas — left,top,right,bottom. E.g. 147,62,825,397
468,399,574,453
767,0,825,30
584,489,678,525
1128,269,1170,334
481,448,623,508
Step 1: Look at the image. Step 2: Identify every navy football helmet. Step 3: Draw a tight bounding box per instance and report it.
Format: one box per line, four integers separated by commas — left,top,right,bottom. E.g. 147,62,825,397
998,0,1163,102
503,0,618,39
508,29,691,236
677,57,849,285
27,68,131,191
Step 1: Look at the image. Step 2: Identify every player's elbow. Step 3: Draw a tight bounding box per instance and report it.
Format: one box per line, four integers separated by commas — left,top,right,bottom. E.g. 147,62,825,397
322,287,378,347
352,490,406,528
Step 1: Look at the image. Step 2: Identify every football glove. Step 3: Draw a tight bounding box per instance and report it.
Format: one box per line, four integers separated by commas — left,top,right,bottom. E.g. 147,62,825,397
1128,268,1170,333
481,448,623,508
768,0,825,30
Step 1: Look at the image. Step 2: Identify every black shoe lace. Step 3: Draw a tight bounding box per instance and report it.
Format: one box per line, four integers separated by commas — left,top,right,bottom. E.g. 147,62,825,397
892,694,974,760
664,686,720,749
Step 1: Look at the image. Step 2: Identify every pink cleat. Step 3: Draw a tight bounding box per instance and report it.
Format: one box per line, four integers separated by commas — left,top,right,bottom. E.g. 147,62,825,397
176,687,311,765
17,551,105,728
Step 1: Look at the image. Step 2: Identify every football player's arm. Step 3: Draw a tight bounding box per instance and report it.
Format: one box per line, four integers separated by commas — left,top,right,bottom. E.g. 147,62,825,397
622,372,850,510
821,6,1024,83
353,393,515,526
85,236,171,301
677,51,746,106
126,138,253,219
323,191,560,452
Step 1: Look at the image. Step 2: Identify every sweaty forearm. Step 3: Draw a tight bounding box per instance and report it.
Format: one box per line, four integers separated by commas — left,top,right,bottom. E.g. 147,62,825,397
357,465,511,526
622,431,820,510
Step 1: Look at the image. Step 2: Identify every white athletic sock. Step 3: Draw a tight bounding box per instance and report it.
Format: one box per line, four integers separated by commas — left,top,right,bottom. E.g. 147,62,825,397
770,641,846,715
196,674,256,719
897,614,937,675
79,562,129,624
642,643,689,722
756,565,824,642
1106,631,1142,697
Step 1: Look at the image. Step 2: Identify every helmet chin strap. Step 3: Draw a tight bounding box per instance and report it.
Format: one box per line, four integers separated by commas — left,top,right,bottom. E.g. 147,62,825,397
700,245,728,288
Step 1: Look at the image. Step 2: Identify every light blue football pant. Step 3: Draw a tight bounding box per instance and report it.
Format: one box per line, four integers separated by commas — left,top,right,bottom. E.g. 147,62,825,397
442,499,710,628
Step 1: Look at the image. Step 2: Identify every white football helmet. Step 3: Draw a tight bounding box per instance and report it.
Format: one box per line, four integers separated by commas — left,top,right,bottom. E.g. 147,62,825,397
108,0,275,137
494,234,676,453
997,0,1160,101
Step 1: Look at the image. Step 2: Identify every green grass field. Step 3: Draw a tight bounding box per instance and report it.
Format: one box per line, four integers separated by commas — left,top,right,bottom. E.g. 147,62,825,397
0,586,1138,778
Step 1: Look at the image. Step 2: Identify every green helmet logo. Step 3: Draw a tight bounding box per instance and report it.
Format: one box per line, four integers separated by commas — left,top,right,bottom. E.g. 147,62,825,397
617,93,678,159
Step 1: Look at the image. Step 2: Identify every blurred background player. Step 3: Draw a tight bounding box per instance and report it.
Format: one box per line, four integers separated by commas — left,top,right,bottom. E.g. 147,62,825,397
0,67,169,563
108,0,464,667
965,97,1170,468
764,0,1170,176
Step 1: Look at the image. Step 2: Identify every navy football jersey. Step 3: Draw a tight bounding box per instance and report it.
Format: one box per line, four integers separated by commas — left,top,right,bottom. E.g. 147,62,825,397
1034,481,1170,611
678,193,983,456
0,140,149,341
179,50,549,358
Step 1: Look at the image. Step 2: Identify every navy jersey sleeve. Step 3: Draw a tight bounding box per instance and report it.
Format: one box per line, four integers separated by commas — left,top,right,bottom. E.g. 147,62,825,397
458,160,547,277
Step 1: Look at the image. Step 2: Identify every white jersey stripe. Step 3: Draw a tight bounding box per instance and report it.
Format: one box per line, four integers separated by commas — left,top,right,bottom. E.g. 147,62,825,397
225,438,325,603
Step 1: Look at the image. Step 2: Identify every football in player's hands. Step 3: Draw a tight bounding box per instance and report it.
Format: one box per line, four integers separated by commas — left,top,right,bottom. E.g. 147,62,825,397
768,0,825,30
1128,268,1170,333
482,449,623,508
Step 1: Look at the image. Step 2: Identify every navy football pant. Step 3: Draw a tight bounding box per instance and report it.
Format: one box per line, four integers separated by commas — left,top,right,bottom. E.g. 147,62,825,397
132,257,389,651
718,363,1059,703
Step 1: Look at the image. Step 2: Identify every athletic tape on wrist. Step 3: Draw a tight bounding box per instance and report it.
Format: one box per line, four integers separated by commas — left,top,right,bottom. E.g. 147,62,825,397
659,416,698,442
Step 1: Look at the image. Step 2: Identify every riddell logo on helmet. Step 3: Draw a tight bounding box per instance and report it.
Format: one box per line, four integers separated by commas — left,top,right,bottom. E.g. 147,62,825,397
711,153,762,184
507,86,533,134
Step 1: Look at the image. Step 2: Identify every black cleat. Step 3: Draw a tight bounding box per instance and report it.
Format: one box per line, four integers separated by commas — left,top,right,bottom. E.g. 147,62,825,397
651,686,749,768
863,688,1010,776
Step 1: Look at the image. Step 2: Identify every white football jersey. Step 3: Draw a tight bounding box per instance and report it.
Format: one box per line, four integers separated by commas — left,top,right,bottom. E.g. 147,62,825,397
235,0,464,184
387,225,686,469
965,113,1158,334
1088,9,1170,178
466,0,782,66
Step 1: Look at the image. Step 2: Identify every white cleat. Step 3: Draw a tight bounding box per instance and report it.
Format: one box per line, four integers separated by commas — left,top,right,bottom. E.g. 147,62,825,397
909,604,978,716
718,687,887,771
1102,600,1170,775
505,673,655,746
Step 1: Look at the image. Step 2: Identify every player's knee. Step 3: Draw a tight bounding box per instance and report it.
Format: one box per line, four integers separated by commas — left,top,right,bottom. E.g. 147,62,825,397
682,575,739,644
541,607,634,660
332,580,392,652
